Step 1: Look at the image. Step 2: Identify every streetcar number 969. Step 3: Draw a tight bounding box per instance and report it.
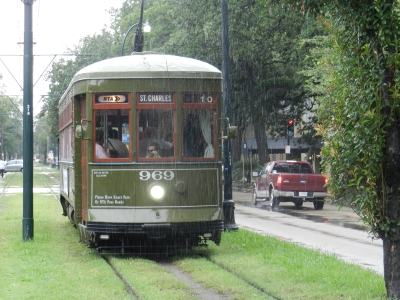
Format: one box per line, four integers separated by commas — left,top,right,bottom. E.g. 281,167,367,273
139,170,175,181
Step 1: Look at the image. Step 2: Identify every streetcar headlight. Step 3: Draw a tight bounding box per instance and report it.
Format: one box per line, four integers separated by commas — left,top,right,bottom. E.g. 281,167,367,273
150,185,165,200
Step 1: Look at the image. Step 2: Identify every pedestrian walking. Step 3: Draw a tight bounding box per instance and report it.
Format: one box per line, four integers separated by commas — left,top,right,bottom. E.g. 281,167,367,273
0,159,6,178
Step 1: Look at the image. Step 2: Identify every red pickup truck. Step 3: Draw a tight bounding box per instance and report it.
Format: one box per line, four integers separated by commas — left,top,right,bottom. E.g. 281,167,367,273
253,160,328,210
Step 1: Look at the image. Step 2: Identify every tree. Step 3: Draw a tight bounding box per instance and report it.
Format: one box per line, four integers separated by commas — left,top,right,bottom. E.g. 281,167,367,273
34,116,49,163
41,30,119,138
0,95,23,159
232,157,261,183
147,0,321,166
282,0,400,297
43,0,323,169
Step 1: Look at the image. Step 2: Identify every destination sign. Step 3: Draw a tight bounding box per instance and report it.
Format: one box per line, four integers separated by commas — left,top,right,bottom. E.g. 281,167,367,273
183,93,215,103
96,94,128,103
139,94,173,103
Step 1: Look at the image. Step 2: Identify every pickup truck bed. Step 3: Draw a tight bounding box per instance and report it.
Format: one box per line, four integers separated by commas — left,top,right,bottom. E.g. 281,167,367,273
253,160,327,210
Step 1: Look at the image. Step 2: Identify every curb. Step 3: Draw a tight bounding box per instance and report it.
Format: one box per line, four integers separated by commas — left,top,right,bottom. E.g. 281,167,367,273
232,187,252,193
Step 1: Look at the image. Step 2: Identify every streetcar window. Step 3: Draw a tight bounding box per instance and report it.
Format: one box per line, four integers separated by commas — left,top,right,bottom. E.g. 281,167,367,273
137,109,174,158
59,124,73,162
94,110,130,159
182,110,214,158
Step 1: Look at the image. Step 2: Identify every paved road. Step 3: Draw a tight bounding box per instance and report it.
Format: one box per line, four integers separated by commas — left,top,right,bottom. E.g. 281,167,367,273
231,191,383,276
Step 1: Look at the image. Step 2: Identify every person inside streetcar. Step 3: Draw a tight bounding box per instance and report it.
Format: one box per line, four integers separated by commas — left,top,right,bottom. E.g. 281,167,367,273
147,142,161,158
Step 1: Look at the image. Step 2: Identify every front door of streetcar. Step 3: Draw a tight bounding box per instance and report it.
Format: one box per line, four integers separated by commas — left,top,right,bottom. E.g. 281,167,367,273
80,97,88,221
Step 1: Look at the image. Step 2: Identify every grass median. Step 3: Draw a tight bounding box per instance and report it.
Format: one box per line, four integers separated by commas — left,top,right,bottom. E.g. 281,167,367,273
0,168,386,299
0,172,132,300
205,231,385,299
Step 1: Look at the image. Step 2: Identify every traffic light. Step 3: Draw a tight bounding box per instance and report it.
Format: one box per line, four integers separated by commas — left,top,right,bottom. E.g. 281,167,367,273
287,119,294,137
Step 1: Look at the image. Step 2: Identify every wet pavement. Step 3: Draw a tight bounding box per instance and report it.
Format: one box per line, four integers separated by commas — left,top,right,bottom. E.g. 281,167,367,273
231,190,384,275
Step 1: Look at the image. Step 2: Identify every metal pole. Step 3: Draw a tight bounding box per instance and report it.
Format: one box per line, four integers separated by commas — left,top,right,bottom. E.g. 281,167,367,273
250,147,252,181
222,0,237,231
120,23,138,56
22,0,35,241
133,0,145,52
121,0,146,55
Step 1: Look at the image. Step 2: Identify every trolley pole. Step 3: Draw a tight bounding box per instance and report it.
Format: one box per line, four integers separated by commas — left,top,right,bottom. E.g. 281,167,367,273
120,0,150,56
221,0,238,231
133,0,145,52
22,0,35,241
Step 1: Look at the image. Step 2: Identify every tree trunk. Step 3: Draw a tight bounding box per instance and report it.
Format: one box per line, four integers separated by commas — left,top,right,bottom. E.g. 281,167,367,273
231,128,243,165
383,236,400,298
383,127,400,298
254,123,269,166
380,26,400,294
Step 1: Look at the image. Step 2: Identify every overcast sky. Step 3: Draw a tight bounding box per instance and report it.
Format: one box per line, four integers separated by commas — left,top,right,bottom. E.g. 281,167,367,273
0,0,124,113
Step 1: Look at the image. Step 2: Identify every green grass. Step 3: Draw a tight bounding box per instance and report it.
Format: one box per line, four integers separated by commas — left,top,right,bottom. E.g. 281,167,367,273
207,231,386,300
172,256,269,299
0,191,131,299
169,232,386,300
0,164,387,299
2,172,23,188
110,257,197,300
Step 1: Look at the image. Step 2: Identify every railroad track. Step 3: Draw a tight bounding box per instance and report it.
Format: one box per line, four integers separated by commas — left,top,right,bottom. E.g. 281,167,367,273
101,252,280,300
0,172,16,198
0,167,59,201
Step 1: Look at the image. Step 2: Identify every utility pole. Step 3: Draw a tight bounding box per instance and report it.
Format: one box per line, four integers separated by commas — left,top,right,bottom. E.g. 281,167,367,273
221,0,237,231
22,0,35,241
286,119,294,160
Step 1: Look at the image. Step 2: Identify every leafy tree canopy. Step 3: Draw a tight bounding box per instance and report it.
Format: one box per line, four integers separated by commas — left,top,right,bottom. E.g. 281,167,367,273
277,0,400,297
0,94,23,159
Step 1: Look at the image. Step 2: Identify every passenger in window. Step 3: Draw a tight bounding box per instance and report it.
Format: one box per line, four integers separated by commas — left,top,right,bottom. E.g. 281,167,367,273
106,129,129,158
139,127,157,157
158,133,173,150
162,132,174,157
147,142,161,158
165,132,173,144
153,131,172,157
95,130,108,158
183,114,205,157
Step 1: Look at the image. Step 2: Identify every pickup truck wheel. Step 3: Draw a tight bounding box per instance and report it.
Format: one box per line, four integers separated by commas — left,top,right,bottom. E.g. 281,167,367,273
313,199,324,210
253,189,258,205
270,189,278,208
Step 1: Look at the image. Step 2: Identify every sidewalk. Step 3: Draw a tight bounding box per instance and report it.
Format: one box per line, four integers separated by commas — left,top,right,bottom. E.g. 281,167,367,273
2,187,60,193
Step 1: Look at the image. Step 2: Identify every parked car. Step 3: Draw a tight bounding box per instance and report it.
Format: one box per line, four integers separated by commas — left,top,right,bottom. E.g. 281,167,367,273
4,160,23,173
253,160,328,210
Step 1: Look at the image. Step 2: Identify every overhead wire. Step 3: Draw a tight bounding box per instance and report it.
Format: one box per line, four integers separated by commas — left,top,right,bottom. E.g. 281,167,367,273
0,58,23,91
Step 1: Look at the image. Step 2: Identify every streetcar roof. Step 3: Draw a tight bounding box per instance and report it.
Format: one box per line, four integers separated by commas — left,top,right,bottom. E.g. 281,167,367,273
75,53,221,81
60,53,222,103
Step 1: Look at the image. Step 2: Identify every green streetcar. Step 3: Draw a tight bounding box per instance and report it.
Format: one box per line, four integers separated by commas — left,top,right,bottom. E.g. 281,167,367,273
58,53,224,253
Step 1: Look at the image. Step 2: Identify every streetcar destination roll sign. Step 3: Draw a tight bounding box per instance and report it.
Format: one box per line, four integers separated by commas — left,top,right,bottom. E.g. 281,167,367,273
139,93,173,103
